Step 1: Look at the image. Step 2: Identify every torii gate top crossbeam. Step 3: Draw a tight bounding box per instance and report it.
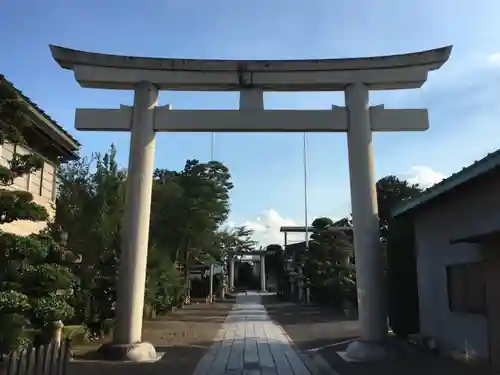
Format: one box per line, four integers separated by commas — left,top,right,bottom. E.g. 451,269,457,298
50,45,452,91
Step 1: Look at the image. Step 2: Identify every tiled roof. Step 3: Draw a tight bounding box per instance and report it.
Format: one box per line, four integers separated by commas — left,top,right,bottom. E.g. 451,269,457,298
392,148,500,217
0,74,80,150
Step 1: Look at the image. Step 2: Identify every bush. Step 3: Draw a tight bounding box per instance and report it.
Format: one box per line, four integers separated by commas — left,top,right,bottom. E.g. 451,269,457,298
32,295,75,327
0,290,31,315
0,313,31,355
146,261,183,314
0,291,32,355
22,264,77,298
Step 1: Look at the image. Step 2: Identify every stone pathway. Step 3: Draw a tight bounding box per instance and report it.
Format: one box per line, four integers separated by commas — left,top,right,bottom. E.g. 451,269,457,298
192,291,311,375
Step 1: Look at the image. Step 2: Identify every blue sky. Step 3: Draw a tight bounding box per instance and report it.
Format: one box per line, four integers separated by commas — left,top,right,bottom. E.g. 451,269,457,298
2,0,500,244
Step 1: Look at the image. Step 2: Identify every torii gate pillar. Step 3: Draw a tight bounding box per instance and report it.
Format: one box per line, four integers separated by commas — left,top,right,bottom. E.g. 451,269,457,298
344,83,386,359
114,82,158,349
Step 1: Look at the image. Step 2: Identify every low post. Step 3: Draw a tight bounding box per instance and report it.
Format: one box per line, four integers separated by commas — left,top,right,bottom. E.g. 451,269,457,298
220,280,225,299
229,256,235,290
186,279,192,305
52,321,64,346
209,264,214,303
260,254,267,292
298,277,304,303
305,279,311,305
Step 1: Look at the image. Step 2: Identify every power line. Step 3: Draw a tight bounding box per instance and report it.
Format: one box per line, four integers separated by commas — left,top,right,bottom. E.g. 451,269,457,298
303,132,309,250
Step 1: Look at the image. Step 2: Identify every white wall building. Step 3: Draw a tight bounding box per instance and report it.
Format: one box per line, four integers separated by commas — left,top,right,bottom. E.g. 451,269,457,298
392,149,500,370
0,74,80,235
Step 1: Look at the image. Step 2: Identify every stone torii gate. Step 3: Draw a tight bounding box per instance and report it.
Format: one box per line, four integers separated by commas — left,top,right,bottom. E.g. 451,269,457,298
50,45,451,362
228,250,268,292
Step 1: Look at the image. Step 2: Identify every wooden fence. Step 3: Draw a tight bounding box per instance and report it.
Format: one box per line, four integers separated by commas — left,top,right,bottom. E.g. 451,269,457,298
5,339,71,375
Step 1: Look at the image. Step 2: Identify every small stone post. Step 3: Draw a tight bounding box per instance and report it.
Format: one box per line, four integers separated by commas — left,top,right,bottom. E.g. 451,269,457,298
305,279,311,305
209,264,214,303
229,257,235,290
52,320,64,346
298,278,304,303
260,254,267,292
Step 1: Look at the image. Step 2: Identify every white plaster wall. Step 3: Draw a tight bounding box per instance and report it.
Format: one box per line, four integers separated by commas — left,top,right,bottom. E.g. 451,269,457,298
413,171,500,359
0,143,57,236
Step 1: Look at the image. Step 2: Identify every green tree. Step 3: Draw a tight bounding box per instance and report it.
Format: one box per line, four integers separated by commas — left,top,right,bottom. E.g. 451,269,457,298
377,176,423,337
376,175,422,240
218,226,256,257
150,160,233,302
264,244,283,276
55,145,126,329
332,176,421,241
265,244,287,296
304,217,356,307
332,216,352,228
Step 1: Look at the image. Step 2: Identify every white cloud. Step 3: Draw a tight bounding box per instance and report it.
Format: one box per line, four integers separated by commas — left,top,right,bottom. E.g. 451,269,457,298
487,53,500,66
403,166,446,189
235,167,445,247
230,209,307,247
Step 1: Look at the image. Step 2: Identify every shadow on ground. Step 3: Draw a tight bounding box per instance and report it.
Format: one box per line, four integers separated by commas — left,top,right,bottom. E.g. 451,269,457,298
69,338,314,375
69,345,209,375
68,343,210,375
322,347,494,375
69,300,234,375
262,295,494,375
262,295,360,351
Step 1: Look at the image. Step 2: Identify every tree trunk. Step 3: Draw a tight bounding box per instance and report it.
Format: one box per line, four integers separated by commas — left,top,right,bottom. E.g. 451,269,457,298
183,240,191,304
174,239,184,264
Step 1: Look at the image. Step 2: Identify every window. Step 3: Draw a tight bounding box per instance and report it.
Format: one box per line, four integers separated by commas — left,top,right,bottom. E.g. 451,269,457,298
447,262,486,315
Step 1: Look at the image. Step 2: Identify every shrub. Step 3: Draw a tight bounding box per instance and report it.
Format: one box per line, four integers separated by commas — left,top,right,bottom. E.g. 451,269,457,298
0,291,32,355
0,290,31,314
0,313,31,355
32,294,75,327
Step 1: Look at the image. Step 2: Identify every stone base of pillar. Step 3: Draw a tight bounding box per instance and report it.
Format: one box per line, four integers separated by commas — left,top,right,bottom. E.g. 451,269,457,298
95,342,157,362
344,340,387,362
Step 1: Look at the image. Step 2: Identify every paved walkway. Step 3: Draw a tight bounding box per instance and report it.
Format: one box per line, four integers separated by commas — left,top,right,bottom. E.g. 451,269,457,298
192,291,311,375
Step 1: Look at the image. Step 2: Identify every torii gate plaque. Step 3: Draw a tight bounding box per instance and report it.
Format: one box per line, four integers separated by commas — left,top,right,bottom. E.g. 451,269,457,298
50,45,451,362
